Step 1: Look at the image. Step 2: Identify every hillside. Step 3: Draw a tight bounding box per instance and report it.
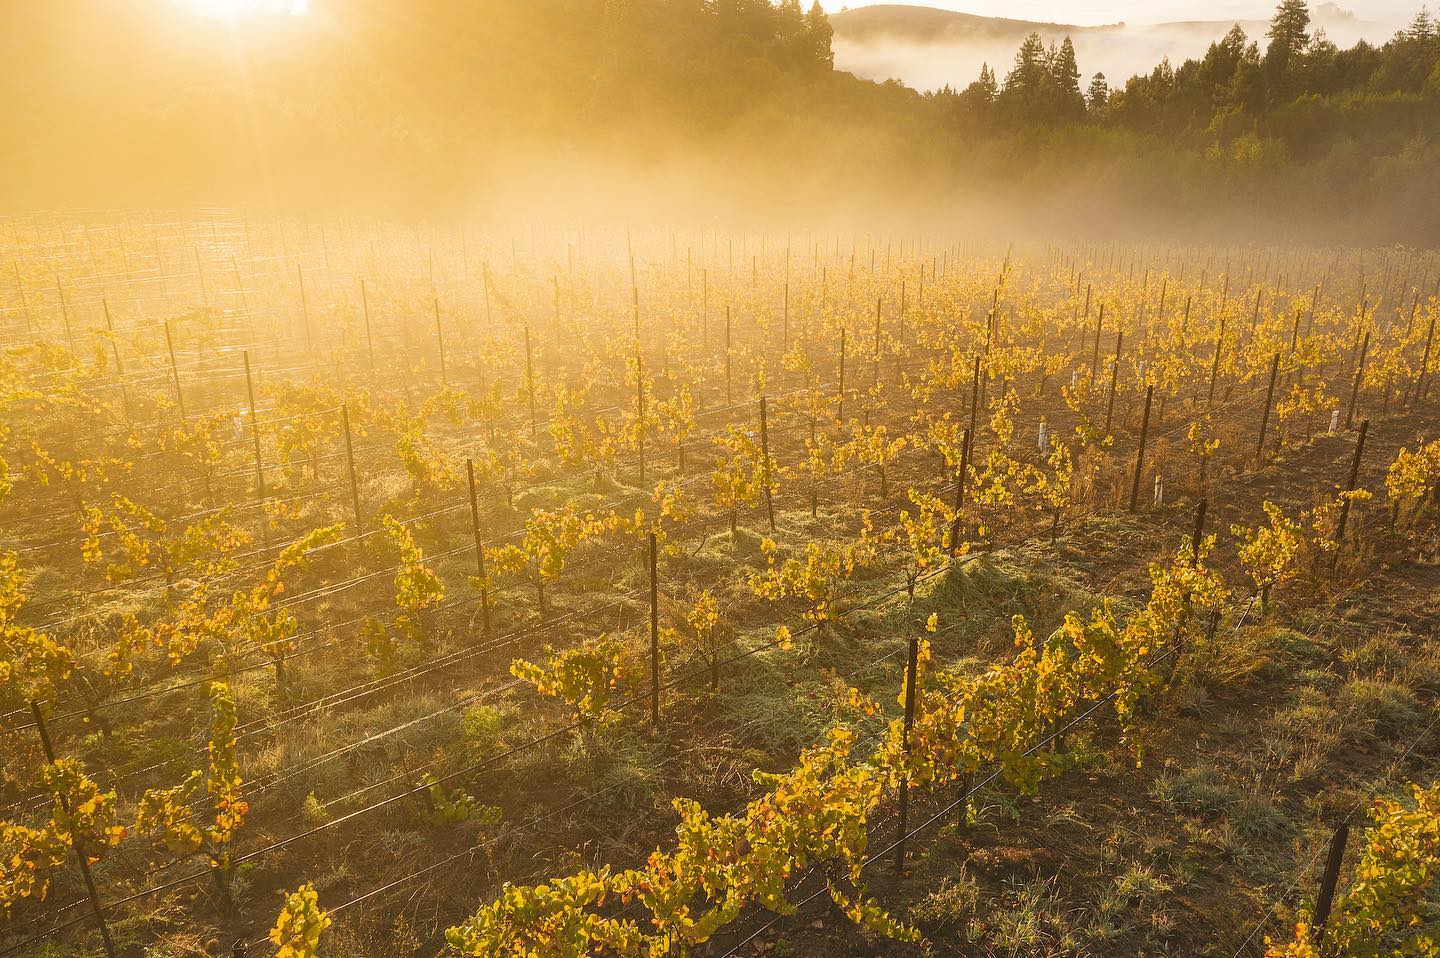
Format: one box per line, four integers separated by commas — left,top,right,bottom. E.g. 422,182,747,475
829,3,1390,92
830,2,1381,47
830,4,1117,44
0,0,1435,241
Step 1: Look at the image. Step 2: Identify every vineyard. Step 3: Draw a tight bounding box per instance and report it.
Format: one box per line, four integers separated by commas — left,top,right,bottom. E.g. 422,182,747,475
0,216,1437,957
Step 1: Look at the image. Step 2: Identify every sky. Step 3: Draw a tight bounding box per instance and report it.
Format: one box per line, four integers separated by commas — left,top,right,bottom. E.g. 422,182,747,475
819,0,1421,29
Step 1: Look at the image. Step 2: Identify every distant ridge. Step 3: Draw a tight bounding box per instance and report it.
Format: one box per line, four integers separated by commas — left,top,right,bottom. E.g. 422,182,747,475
829,4,1121,45
829,3,1372,46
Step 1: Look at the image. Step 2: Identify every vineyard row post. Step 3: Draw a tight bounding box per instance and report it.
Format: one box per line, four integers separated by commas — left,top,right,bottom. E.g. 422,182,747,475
725,306,733,406
433,296,448,387
1311,821,1351,946
637,334,646,486
1344,330,1370,430
759,396,775,532
360,279,377,384
1190,499,1207,566
524,326,538,444
1207,312,1226,406
297,263,314,364
165,319,186,421
871,296,881,389
949,427,971,557
472,460,495,633
649,531,660,727
342,405,363,571
1088,302,1104,382
29,701,119,958
1103,330,1124,438
967,354,981,457
56,277,76,355
1257,351,1280,462
1411,304,1437,406
893,627,920,877
1127,385,1154,513
102,298,130,423
244,351,270,551
1330,418,1369,570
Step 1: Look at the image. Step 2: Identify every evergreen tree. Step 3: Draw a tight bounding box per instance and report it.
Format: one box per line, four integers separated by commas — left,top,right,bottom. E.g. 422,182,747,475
715,0,777,42
1052,36,1085,115
778,0,804,40
978,63,998,100
959,62,998,113
1266,0,1311,75
776,0,804,64
1199,25,1253,100
1087,72,1109,111
1407,8,1437,43
803,1,833,70
1053,37,1082,98
1005,33,1051,95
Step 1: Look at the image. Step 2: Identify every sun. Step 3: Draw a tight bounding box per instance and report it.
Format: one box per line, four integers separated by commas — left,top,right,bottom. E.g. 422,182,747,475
174,0,309,20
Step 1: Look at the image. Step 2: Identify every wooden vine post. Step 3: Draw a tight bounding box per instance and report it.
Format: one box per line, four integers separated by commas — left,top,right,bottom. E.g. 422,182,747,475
467,459,491,637
893,629,920,876
1103,330,1124,438
524,326,538,444
759,396,775,532
102,298,130,422
297,263,314,363
1128,385,1154,512
433,296,448,386
1089,302,1104,381
1191,499,1207,566
967,354,981,453
165,319,186,420
30,702,119,958
649,532,660,726
243,351,270,550
1345,330,1370,429
360,279,377,385
637,336,646,485
725,306,733,406
1208,313,1226,405
56,277,76,354
1331,418,1369,569
342,405,362,540
1311,821,1351,945
872,296,882,388
949,427,971,557
1257,351,1280,462
1410,303,1436,405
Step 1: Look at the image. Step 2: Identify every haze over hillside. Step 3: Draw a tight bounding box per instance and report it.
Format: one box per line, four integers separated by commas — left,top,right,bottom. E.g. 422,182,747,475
1,0,1436,242
831,2,1398,90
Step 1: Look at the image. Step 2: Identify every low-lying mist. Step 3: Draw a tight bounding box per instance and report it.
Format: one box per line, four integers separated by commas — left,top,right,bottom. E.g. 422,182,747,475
1,0,1436,247
832,3,1405,90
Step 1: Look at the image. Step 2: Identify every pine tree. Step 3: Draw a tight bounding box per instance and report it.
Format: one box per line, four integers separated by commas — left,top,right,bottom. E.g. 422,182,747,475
978,63,998,100
777,0,804,42
803,1,834,70
1266,0,1311,73
1407,8,1437,44
1086,72,1109,111
961,62,998,111
1052,36,1084,113
1005,33,1050,94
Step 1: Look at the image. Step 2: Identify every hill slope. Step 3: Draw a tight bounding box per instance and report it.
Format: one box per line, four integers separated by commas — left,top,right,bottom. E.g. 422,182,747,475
830,4,1117,44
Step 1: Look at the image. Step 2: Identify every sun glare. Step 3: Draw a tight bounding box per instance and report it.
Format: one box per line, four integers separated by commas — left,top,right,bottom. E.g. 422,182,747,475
175,0,309,20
